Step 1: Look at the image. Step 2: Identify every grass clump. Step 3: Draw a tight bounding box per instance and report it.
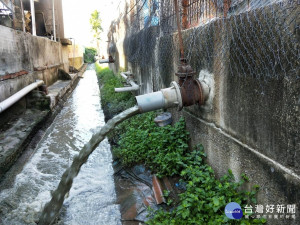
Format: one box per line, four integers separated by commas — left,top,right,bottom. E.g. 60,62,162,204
114,112,190,178
95,63,136,119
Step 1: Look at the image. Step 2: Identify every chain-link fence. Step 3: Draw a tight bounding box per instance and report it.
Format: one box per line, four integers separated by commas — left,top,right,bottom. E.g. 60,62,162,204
120,0,299,87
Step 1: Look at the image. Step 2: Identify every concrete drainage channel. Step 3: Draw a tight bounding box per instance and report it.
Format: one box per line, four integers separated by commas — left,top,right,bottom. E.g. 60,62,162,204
0,64,87,181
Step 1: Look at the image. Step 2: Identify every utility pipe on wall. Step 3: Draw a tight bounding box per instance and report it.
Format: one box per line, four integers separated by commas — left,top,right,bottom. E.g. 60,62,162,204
52,0,56,41
20,0,26,32
98,56,115,64
115,72,139,93
136,79,210,113
136,81,183,113
0,80,44,113
30,0,36,36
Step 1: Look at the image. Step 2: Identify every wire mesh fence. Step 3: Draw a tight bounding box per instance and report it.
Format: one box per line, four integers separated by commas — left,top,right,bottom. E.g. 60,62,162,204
121,0,299,86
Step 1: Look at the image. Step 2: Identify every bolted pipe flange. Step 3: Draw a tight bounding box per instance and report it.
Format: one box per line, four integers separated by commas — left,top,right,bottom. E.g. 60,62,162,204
174,58,209,108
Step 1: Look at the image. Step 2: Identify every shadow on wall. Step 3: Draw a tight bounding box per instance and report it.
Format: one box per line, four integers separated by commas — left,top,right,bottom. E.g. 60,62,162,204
107,3,130,73
108,39,119,73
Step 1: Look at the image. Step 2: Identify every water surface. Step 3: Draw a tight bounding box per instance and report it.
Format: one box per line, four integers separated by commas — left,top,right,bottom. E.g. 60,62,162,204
0,64,122,225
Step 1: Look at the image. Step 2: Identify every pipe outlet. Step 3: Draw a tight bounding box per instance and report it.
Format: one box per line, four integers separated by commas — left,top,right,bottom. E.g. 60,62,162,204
135,79,209,113
136,59,210,113
135,81,182,113
115,72,140,93
98,56,115,64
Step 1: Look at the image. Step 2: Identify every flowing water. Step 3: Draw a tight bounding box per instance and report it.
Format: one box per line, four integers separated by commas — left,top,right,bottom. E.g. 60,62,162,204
0,65,139,225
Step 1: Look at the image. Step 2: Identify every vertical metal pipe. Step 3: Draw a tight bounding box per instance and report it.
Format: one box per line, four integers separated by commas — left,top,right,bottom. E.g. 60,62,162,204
73,38,75,70
216,0,218,17
174,0,184,58
223,0,231,18
200,0,202,22
30,0,36,35
10,0,15,29
206,0,207,19
52,0,56,41
182,0,188,29
20,0,26,32
209,0,211,18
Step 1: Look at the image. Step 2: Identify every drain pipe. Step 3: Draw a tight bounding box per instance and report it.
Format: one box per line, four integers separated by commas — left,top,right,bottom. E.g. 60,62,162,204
135,59,210,113
136,81,182,113
136,79,209,113
30,0,36,36
115,72,139,93
0,80,44,113
99,56,115,64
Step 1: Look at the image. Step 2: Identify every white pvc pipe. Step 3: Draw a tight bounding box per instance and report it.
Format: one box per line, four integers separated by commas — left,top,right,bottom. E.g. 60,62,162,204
0,80,44,113
135,81,182,113
30,0,36,36
120,72,128,80
20,0,26,32
114,72,139,92
99,59,110,63
52,0,56,41
115,85,139,92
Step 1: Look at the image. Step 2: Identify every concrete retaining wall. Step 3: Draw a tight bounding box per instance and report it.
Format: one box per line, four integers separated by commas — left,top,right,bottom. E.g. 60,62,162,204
0,25,69,102
108,2,300,224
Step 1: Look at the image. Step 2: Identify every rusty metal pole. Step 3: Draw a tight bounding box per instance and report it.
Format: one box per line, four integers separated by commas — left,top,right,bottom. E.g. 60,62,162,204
223,0,231,18
174,0,184,59
182,0,189,29
52,0,56,41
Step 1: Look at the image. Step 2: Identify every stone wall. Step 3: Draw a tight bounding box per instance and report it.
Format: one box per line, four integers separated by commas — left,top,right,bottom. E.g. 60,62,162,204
108,2,300,224
0,25,69,102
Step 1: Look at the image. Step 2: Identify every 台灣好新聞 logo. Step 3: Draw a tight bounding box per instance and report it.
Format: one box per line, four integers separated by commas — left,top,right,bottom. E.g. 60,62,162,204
225,202,243,219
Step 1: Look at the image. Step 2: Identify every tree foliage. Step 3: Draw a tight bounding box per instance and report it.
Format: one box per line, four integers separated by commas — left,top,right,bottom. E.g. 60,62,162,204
89,10,102,40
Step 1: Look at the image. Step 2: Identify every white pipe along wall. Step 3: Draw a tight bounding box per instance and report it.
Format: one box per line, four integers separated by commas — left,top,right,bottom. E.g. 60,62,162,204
30,0,36,36
115,72,139,92
0,80,44,113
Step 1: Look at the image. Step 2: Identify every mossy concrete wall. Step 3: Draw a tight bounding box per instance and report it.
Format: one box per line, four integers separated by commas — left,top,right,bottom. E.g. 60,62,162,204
110,3,300,224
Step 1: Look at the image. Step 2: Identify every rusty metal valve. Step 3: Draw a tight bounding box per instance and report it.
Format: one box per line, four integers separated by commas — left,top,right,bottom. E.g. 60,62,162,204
175,58,209,110
135,59,209,113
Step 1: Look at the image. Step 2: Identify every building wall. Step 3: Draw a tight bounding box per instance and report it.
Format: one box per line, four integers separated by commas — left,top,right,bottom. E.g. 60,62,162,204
67,44,84,70
34,0,64,39
0,25,69,102
108,1,300,224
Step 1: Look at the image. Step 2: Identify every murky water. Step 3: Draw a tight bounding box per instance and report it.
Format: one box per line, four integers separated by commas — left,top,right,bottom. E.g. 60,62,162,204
0,65,137,225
